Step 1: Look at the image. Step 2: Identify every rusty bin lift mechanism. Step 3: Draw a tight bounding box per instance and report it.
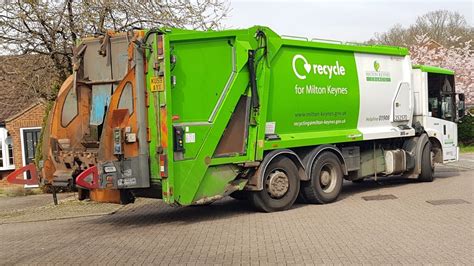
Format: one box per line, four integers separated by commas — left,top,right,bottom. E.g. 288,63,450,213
6,163,38,186
4,31,140,204
75,166,100,189
6,159,99,203
4,163,62,204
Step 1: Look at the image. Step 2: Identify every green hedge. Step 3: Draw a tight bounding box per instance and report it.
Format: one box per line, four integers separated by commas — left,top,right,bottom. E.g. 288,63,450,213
458,114,474,146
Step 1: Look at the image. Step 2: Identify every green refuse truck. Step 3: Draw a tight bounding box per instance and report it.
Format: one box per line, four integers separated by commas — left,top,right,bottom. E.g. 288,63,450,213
67,26,464,212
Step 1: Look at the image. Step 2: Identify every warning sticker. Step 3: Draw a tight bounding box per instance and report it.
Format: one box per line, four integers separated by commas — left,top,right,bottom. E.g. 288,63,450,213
185,133,196,143
118,178,136,186
265,122,276,134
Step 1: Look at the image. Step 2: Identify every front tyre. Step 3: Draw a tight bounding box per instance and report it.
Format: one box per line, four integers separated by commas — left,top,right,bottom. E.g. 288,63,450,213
302,152,343,204
418,142,435,182
249,156,300,212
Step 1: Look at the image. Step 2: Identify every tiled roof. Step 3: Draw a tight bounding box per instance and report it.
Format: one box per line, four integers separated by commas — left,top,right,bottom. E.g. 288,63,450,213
0,54,59,123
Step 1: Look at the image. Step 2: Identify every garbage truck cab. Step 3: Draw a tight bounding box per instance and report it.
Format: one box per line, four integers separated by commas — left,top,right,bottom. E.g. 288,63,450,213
412,65,463,163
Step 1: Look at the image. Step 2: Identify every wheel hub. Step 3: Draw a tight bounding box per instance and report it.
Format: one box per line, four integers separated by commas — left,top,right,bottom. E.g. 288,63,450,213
319,165,337,193
266,170,289,199
320,171,331,186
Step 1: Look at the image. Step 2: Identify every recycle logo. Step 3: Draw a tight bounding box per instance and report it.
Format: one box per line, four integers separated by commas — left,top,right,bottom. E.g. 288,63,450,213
292,54,346,80
292,54,311,80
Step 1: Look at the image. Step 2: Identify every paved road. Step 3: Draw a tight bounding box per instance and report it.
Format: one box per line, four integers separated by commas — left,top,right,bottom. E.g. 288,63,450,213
0,193,74,213
0,157,473,265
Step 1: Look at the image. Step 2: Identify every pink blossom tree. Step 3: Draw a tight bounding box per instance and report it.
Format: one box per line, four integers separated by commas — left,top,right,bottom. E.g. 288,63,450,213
409,34,474,107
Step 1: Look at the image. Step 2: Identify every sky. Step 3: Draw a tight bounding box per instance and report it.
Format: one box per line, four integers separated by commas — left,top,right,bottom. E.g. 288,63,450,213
223,0,473,43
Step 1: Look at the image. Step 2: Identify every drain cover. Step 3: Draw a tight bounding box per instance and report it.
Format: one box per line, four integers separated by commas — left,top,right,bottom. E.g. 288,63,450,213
362,194,398,201
426,199,471,205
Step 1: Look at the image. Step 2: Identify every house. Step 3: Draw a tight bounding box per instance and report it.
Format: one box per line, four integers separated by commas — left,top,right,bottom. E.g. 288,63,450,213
0,54,57,188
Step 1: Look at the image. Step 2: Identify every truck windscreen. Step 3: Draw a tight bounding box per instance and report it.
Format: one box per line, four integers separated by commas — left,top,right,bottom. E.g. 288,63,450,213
428,73,456,122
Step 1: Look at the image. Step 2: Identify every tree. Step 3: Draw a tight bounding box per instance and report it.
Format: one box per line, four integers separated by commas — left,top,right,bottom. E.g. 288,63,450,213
0,0,229,99
369,10,474,108
409,34,474,107
0,54,60,103
369,10,473,47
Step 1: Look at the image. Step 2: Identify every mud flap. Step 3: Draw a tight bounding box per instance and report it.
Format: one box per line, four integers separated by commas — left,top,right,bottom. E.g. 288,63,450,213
6,164,38,186
75,166,100,189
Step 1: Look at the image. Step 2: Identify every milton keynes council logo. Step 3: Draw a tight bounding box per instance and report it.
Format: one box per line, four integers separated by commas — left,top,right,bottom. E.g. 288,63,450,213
292,54,346,80
365,60,391,82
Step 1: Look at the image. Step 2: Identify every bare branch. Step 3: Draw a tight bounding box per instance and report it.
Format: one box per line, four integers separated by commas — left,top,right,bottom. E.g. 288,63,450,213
0,0,229,101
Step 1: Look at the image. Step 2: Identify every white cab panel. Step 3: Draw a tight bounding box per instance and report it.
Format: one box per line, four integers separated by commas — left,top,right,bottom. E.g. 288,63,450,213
354,53,415,140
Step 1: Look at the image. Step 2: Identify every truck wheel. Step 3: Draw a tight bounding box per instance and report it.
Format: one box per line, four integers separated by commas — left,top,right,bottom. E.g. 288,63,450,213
302,152,343,204
77,188,89,201
249,156,300,212
418,142,435,182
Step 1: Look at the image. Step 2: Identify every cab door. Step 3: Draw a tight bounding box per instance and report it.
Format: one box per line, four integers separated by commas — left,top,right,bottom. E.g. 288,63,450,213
426,73,458,162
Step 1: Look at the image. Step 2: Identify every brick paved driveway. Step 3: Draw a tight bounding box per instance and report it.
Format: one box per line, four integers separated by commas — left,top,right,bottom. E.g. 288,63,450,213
1,155,473,265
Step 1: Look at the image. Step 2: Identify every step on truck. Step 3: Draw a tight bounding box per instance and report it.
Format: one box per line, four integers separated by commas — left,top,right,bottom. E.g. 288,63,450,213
9,26,465,212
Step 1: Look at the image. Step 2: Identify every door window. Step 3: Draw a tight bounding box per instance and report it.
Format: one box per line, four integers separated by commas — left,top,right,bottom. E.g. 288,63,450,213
118,82,134,115
441,96,453,120
61,87,79,127
427,73,456,122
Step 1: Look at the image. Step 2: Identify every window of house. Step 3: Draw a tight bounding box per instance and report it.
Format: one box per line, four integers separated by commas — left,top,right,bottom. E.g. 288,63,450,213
0,139,4,168
7,135,13,165
118,82,134,115
0,128,14,170
61,87,79,127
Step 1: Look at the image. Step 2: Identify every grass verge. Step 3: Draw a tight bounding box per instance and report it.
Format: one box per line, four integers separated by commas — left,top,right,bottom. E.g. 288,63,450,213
460,144,474,153
0,187,43,197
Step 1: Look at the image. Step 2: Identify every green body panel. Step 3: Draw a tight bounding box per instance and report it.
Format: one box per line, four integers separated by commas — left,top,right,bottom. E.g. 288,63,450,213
194,165,241,202
180,125,211,160
263,130,363,150
264,45,361,149
144,26,410,205
171,38,233,122
412,64,455,75
146,33,161,184
281,39,409,56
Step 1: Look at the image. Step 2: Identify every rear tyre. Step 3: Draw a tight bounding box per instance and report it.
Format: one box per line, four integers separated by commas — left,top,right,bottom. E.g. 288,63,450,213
120,190,135,205
302,152,343,204
249,156,300,212
418,142,435,182
77,188,89,201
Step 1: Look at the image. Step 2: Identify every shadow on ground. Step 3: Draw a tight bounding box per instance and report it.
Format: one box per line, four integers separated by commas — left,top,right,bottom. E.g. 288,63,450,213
91,197,256,227
91,167,460,227
338,167,460,200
